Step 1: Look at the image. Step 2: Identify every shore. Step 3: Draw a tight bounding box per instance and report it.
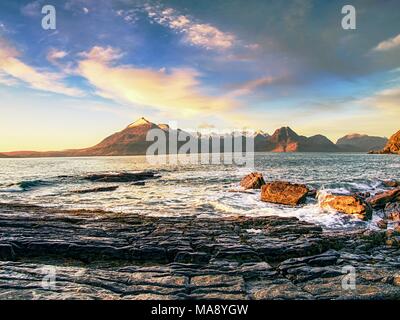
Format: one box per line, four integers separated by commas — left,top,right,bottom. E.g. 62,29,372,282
0,202,399,300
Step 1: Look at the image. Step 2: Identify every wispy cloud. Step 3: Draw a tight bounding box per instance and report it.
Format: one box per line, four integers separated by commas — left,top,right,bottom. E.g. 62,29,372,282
228,76,279,97
0,71,18,86
20,0,43,17
361,86,400,112
373,33,400,52
77,46,235,116
47,48,68,64
0,38,83,97
144,5,235,50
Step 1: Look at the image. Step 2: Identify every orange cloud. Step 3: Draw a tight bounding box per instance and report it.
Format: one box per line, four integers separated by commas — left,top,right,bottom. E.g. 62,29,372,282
78,46,235,116
373,33,400,51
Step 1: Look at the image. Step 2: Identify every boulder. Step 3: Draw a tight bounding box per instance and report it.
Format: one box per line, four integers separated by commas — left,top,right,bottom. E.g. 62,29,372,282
383,180,399,188
240,172,265,190
384,202,400,221
72,186,119,194
260,181,308,206
319,194,372,220
368,187,400,208
377,220,388,229
382,130,400,154
84,171,158,183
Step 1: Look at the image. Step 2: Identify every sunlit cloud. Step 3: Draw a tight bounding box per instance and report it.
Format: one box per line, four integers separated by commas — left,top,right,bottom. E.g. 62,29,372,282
77,46,235,116
373,33,400,52
47,48,68,63
145,5,235,50
361,86,400,112
0,38,83,97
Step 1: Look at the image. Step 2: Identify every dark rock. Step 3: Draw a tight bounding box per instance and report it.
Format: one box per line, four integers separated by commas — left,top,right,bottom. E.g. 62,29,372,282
260,181,308,206
0,203,400,299
307,189,317,198
0,244,15,261
84,171,158,183
355,191,371,199
377,220,388,229
132,181,145,186
72,186,119,194
174,252,210,265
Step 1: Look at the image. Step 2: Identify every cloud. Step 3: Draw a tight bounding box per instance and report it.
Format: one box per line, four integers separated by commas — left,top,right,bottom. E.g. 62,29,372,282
0,72,18,86
145,5,235,50
20,1,43,17
0,38,83,97
78,46,124,62
361,86,400,112
373,33,400,52
77,46,235,116
47,49,68,64
228,76,278,97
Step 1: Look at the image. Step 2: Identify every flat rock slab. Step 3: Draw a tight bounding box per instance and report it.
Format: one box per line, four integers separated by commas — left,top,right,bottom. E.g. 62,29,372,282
0,203,399,300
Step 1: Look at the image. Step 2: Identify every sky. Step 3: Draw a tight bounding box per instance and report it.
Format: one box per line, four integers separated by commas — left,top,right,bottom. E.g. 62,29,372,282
0,0,399,151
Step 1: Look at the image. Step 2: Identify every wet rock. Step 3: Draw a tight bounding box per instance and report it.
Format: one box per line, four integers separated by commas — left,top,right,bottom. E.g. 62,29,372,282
307,189,317,198
369,187,400,209
383,180,399,188
1,203,400,300
260,181,308,206
84,171,159,183
72,186,119,194
174,252,210,265
355,191,370,199
319,194,372,220
240,172,265,190
377,220,388,229
384,203,400,221
0,244,15,261
132,181,145,186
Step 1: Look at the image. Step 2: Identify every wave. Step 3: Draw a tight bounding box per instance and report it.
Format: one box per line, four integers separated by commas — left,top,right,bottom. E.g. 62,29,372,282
2,179,54,192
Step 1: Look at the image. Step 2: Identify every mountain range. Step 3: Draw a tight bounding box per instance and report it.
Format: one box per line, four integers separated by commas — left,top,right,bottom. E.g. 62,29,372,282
1,118,390,157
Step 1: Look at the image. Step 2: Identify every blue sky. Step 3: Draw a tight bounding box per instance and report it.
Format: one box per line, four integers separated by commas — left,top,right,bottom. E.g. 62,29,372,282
0,0,399,151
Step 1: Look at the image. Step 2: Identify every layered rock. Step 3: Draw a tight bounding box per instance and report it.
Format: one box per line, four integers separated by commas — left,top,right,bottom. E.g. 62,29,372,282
0,203,399,300
240,172,266,190
368,187,400,208
370,130,400,155
83,171,158,183
382,130,400,154
319,194,372,220
261,181,309,206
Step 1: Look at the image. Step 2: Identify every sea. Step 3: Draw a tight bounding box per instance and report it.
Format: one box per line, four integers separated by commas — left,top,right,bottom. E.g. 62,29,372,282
1,153,399,230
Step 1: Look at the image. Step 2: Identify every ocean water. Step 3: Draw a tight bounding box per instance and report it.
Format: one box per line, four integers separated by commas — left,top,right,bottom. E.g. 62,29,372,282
0,153,399,230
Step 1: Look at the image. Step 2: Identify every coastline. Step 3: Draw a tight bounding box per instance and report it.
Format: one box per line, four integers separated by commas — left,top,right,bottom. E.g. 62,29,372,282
0,202,399,300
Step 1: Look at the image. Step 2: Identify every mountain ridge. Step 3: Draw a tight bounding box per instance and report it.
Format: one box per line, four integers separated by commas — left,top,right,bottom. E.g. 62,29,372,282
1,118,392,158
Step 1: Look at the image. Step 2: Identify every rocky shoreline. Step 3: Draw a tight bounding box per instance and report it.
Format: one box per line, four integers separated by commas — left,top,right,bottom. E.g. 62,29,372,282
0,202,400,300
